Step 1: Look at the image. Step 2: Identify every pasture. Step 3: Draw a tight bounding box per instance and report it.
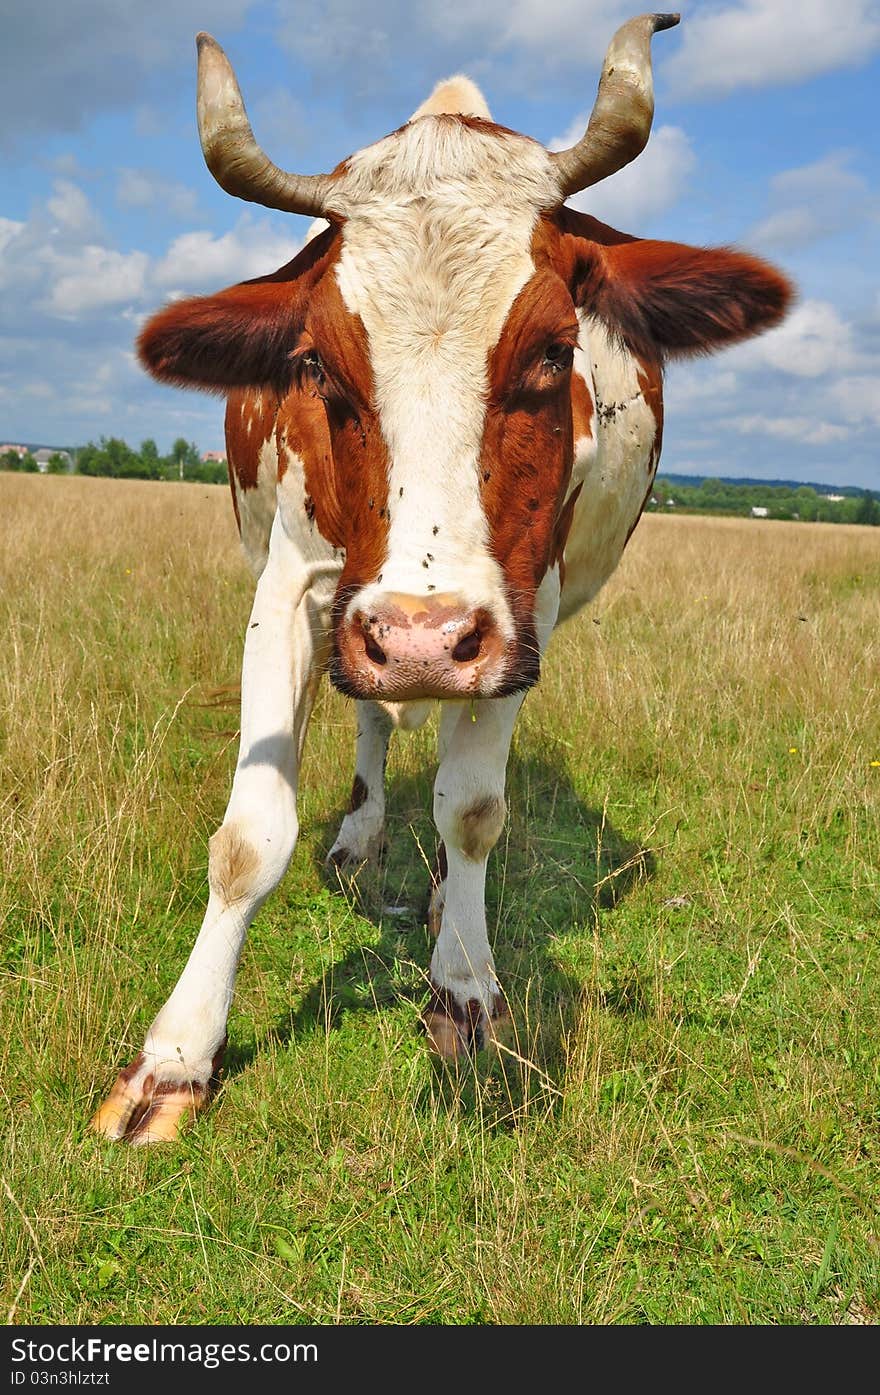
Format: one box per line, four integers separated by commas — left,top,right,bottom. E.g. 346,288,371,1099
1,471,878,1325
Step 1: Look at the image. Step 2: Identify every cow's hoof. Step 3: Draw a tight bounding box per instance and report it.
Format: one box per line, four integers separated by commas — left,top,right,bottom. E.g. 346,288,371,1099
421,980,511,1060
91,1047,222,1145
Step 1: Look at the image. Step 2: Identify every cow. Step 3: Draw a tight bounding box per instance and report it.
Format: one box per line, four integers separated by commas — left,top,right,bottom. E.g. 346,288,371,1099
92,14,792,1143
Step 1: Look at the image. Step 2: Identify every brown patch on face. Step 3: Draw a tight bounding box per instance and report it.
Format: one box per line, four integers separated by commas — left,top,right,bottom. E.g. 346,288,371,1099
481,266,580,669
274,258,391,615
138,220,388,572
348,773,369,813
458,793,505,861
208,823,260,906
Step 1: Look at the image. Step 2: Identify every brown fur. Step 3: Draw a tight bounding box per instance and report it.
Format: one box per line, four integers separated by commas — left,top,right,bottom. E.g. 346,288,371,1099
348,773,369,813
458,793,506,861
480,269,580,681
209,823,260,905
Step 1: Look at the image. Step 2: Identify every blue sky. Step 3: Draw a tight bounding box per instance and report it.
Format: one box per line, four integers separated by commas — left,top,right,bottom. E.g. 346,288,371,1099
2,0,878,488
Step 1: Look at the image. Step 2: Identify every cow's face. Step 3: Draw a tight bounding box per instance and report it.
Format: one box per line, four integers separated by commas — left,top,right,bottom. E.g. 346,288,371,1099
298,121,577,701
139,20,792,703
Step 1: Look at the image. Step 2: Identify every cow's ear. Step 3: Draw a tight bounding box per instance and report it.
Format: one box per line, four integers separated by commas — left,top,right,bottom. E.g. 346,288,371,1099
573,236,793,360
137,277,303,394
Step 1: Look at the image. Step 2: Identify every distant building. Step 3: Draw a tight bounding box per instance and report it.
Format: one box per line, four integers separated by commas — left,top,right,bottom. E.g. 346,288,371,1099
202,450,227,463
33,448,72,473
0,444,28,458
821,493,844,502
751,506,769,518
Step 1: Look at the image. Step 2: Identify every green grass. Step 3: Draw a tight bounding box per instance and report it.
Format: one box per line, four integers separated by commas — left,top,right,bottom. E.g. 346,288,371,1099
1,475,878,1324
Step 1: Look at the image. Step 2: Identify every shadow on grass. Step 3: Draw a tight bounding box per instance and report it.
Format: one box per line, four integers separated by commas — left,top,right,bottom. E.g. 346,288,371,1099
225,739,656,1122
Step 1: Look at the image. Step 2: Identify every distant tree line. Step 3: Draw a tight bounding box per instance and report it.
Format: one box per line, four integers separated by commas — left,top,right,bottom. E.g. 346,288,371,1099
651,477,879,526
2,442,877,524
1,437,227,484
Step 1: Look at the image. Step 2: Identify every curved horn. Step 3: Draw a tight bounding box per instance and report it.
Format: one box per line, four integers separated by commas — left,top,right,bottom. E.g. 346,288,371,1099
196,32,334,217
549,13,679,198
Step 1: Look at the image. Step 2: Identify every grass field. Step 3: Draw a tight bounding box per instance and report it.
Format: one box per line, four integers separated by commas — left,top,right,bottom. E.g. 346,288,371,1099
1,471,878,1325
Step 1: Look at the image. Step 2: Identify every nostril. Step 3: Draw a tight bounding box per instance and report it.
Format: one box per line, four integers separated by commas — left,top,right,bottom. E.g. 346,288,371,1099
363,631,387,666
451,628,482,663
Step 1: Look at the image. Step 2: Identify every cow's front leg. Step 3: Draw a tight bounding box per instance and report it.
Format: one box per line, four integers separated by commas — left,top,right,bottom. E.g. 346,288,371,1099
92,520,330,1144
424,570,561,1058
423,694,525,1059
326,701,392,869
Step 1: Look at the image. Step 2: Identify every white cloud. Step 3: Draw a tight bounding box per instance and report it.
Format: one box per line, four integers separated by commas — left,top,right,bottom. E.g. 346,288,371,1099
665,0,880,99
117,168,199,221
42,246,151,316
467,0,631,63
828,374,880,427
134,105,168,139
277,0,394,78
4,0,257,145
730,414,850,445
0,218,25,256
768,152,869,204
248,88,316,163
153,221,302,293
750,209,820,249
665,366,740,412
20,380,54,399
47,153,92,178
0,179,301,333
729,300,858,379
550,123,696,228
46,179,101,237
750,152,877,251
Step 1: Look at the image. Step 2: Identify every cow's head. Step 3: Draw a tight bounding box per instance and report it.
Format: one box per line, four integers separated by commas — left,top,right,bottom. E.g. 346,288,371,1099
139,14,792,702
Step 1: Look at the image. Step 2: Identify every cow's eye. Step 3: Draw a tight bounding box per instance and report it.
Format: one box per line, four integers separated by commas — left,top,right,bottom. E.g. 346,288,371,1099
301,352,326,386
543,342,575,375
291,348,330,394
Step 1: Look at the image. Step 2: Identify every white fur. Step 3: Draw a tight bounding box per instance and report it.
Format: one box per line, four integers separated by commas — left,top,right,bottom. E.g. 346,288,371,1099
332,118,559,632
